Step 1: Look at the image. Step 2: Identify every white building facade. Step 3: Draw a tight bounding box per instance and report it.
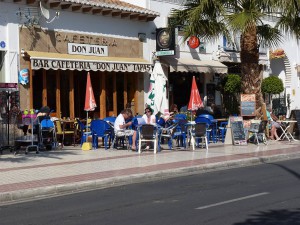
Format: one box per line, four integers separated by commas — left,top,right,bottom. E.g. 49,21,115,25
1,0,160,119
123,0,299,116
0,2,19,84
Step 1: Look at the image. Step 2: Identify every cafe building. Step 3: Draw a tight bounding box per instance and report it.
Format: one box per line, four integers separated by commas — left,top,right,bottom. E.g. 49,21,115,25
18,0,159,119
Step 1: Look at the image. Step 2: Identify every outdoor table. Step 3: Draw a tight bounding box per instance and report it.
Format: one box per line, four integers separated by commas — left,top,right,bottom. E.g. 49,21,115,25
60,119,77,146
215,118,229,122
276,120,298,141
185,121,195,144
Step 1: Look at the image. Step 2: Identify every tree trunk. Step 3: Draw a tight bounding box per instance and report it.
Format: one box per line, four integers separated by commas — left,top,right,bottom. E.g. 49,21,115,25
240,25,264,118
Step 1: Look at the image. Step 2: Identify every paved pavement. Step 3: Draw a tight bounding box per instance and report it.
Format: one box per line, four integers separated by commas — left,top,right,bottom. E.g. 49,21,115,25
0,139,300,204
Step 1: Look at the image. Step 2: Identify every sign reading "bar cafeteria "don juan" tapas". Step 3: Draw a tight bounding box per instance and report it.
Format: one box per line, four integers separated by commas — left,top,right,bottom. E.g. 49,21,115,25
31,59,152,73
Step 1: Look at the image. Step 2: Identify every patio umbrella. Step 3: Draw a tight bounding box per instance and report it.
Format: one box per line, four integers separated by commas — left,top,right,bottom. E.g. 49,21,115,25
188,76,203,120
84,72,97,130
146,61,169,117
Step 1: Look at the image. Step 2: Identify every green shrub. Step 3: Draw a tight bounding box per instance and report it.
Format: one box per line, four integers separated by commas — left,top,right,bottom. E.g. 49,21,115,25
222,74,241,93
261,76,284,94
219,74,241,115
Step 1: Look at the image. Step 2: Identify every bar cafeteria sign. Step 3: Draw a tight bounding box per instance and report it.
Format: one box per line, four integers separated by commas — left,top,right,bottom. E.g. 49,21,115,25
31,58,152,73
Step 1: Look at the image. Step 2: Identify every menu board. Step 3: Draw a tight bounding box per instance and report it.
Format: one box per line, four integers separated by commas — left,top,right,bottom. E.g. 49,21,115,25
290,110,300,139
241,94,256,116
230,116,247,145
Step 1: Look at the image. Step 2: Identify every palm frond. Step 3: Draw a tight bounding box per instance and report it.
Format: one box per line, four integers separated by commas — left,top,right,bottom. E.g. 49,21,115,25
257,24,283,48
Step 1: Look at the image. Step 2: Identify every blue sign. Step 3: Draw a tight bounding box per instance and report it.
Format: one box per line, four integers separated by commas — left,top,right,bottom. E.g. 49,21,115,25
0,41,5,48
19,69,29,85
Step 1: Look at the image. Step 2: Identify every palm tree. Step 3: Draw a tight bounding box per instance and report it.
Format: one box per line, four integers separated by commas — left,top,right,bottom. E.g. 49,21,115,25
169,0,300,116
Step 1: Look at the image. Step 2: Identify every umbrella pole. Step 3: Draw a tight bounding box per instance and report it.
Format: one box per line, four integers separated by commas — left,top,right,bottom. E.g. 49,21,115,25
86,111,89,132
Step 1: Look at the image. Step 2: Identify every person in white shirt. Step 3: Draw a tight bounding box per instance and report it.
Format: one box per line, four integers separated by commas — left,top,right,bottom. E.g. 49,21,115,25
141,107,156,150
114,109,136,150
142,107,156,125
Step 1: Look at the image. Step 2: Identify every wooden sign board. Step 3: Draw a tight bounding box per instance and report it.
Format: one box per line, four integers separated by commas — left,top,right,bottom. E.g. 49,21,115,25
230,116,247,145
241,94,256,116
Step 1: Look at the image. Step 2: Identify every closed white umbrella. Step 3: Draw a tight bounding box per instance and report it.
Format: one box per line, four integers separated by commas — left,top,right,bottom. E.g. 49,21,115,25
147,61,169,117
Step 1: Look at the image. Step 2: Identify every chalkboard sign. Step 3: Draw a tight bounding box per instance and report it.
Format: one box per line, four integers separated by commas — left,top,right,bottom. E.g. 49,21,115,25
230,116,247,145
241,94,255,116
290,110,300,139
231,121,247,145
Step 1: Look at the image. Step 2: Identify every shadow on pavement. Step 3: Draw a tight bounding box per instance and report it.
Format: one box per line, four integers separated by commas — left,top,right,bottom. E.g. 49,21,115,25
234,208,300,225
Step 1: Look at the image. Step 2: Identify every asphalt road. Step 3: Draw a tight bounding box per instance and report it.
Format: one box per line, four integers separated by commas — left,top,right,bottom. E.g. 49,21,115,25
1,158,300,225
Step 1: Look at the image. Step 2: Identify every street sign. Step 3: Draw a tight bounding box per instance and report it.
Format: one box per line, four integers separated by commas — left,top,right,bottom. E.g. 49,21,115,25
156,50,175,56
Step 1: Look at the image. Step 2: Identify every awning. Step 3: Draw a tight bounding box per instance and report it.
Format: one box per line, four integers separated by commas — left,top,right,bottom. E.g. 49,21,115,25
162,57,228,74
219,54,268,65
27,51,152,73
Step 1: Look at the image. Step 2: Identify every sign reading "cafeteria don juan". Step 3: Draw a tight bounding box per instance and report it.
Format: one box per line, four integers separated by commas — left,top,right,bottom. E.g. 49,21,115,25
31,59,152,73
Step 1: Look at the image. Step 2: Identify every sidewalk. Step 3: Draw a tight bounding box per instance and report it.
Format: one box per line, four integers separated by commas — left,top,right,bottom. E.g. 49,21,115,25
1,140,300,204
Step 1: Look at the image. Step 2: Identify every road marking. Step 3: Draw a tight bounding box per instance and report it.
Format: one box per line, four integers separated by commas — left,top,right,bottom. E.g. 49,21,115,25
195,192,270,210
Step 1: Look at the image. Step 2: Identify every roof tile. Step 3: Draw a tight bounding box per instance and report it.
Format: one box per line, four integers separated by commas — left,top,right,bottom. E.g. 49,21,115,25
63,0,160,16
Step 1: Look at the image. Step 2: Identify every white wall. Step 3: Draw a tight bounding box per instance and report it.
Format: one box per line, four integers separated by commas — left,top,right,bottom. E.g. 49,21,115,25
280,36,300,111
0,2,20,83
268,33,300,112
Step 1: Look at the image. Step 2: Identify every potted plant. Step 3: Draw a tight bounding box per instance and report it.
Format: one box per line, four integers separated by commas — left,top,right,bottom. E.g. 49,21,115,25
219,74,241,116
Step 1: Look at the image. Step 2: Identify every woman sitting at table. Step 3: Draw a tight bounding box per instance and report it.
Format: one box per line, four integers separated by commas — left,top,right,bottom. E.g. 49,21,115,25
140,107,156,150
267,105,280,140
142,107,156,125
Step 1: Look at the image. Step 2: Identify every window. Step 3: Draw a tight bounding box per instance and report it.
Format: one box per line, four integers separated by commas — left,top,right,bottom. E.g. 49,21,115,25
0,50,6,83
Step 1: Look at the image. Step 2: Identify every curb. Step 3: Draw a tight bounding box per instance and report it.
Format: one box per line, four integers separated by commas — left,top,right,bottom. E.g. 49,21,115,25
1,152,300,205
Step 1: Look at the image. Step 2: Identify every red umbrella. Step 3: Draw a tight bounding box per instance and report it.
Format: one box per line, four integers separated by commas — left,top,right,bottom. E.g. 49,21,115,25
84,72,97,128
188,76,203,111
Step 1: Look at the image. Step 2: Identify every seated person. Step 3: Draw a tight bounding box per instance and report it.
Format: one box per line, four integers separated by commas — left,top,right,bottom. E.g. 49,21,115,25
180,105,188,113
195,106,212,117
141,107,156,150
114,108,136,150
266,105,280,140
211,104,222,119
142,107,156,125
170,104,179,115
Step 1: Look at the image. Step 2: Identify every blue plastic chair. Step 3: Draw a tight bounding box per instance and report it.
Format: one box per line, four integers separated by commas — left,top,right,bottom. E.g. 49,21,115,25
103,117,116,147
159,122,179,149
90,120,110,149
219,121,228,143
156,117,165,127
174,113,187,120
159,119,187,149
76,118,92,146
196,114,214,121
173,119,188,148
40,118,58,149
127,115,142,148
103,116,116,124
